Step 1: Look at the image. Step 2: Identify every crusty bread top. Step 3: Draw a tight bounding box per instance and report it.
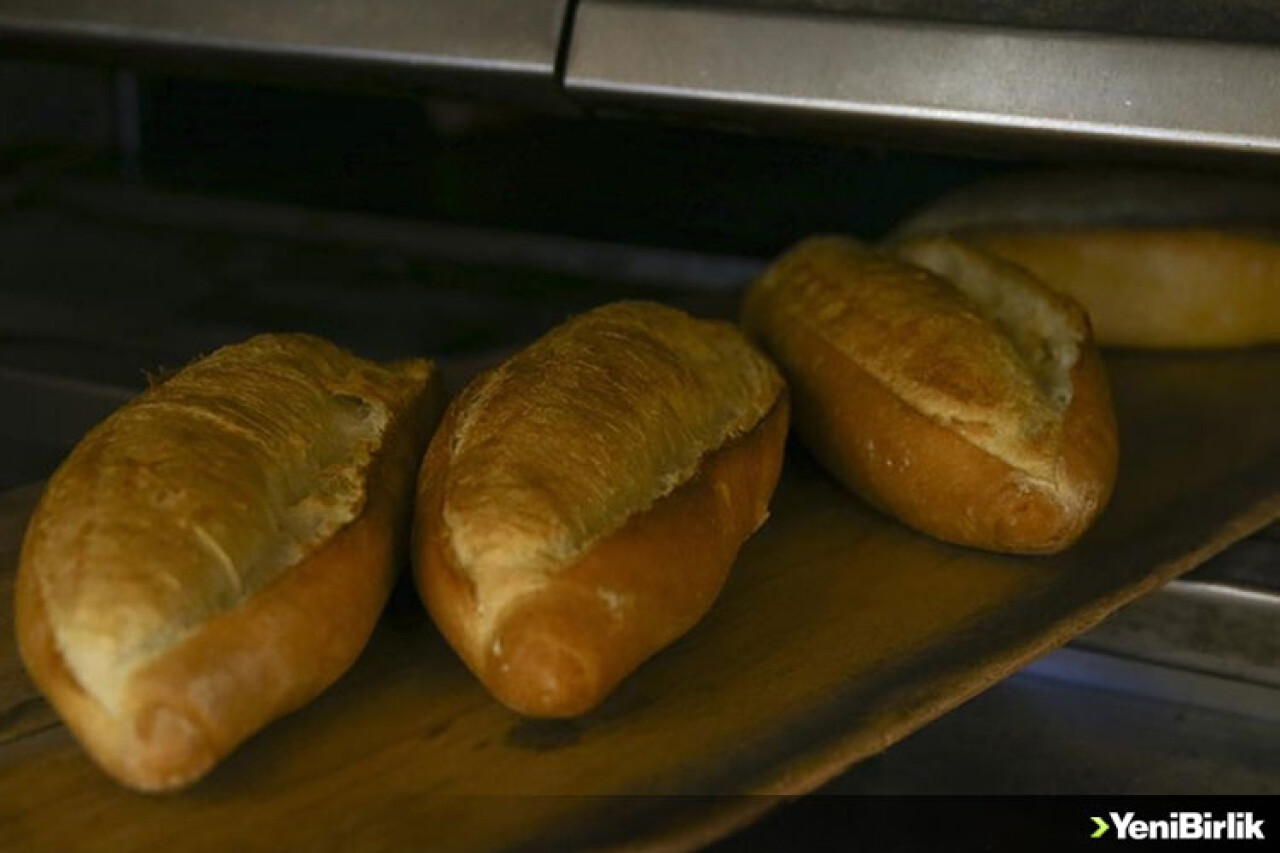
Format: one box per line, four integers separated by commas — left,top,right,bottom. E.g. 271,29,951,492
894,169,1280,234
21,334,435,716
438,301,783,634
891,236,1089,412
745,236,1087,482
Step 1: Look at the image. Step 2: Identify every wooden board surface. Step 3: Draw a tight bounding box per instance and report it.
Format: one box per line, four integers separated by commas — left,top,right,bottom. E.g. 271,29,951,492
1,349,1278,852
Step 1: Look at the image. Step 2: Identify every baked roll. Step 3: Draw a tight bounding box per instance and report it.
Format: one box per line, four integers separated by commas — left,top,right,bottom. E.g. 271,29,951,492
414,301,788,717
16,333,443,791
743,236,1118,554
894,170,1280,348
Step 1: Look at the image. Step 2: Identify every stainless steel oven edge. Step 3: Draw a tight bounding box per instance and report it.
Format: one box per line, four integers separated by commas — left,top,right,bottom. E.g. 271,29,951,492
564,1,1280,155
0,0,573,103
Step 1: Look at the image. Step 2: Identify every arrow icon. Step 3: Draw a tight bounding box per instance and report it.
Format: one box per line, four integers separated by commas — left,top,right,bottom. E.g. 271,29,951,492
1091,816,1110,838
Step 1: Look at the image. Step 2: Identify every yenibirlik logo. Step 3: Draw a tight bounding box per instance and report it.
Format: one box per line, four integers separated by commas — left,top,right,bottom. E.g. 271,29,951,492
1090,812,1265,841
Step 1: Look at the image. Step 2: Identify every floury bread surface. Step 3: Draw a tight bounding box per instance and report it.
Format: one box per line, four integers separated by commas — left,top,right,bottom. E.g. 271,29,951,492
16,334,443,791
743,236,1118,554
415,301,789,717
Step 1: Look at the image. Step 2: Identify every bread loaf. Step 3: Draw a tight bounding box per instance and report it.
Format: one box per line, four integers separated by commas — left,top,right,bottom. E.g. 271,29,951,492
414,302,788,717
16,333,443,791
894,170,1280,348
743,236,1118,554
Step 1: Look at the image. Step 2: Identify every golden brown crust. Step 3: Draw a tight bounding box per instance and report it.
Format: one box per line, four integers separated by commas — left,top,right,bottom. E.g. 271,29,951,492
415,302,788,717
743,237,1118,554
436,301,783,640
893,169,1280,232
894,170,1280,348
16,334,443,791
747,237,1080,480
420,399,789,717
954,229,1280,348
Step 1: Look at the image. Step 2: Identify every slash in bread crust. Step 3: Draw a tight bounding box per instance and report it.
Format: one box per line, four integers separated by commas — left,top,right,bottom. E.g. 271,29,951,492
416,301,788,716
17,334,442,790
743,236,1117,554
439,301,783,641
